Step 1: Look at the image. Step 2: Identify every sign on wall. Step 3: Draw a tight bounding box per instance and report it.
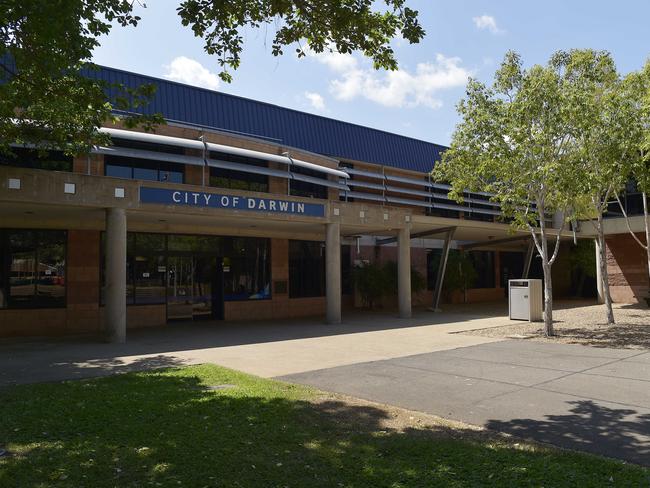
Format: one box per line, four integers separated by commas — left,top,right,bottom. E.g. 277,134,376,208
140,187,325,217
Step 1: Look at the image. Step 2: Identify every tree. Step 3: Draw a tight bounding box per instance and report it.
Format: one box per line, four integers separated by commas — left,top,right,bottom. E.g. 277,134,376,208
559,49,637,325
433,51,578,336
0,1,163,155
1,1,424,155
615,61,650,298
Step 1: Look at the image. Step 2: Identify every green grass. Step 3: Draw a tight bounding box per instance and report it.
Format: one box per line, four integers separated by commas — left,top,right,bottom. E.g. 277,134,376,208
0,365,648,487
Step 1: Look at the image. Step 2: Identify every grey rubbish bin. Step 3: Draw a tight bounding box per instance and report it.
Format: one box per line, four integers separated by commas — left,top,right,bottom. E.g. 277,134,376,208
509,279,543,322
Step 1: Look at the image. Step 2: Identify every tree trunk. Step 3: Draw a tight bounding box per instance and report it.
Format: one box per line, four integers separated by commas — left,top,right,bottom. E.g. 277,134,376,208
641,192,650,297
542,261,554,336
596,213,615,325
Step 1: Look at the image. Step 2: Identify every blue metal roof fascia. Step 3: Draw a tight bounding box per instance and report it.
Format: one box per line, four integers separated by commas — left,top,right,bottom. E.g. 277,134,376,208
85,65,448,174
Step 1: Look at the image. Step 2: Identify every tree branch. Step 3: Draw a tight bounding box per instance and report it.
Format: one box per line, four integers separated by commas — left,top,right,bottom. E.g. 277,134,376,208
615,193,648,250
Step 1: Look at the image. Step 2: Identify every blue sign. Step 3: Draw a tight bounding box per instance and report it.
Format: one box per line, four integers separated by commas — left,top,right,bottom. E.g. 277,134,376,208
140,187,325,217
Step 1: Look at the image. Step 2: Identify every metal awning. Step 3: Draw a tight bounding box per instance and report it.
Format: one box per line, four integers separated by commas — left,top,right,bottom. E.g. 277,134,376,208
92,146,205,167
99,127,349,179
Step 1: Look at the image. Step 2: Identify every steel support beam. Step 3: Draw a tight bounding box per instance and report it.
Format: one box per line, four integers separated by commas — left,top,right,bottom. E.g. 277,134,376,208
460,234,532,251
376,226,457,246
432,228,456,311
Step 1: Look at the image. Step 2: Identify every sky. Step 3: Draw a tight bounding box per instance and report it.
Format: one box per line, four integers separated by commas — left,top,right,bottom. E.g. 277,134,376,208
92,1,650,146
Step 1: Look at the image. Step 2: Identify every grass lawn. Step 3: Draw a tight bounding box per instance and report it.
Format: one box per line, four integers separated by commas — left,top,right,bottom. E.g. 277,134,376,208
1,365,648,487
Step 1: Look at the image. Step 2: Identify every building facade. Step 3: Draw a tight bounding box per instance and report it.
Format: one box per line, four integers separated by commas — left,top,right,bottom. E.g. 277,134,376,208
0,66,599,340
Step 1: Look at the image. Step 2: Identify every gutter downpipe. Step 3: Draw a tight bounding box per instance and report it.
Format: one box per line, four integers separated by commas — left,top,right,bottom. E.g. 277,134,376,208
199,131,208,187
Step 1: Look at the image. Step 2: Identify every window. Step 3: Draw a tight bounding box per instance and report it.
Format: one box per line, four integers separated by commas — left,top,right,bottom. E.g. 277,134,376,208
426,249,442,290
607,179,645,218
499,252,524,285
467,250,496,288
290,166,328,199
341,245,352,295
0,229,66,309
107,139,184,183
100,233,165,305
223,238,271,300
100,233,271,305
133,234,166,305
0,147,72,172
427,198,460,219
209,152,269,193
105,156,184,184
289,240,325,298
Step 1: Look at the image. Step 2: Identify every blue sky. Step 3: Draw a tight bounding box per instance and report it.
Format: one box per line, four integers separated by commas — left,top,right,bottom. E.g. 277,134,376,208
92,1,650,146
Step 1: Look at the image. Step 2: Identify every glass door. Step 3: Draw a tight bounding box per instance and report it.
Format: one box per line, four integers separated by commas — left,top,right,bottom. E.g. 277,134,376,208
167,255,223,320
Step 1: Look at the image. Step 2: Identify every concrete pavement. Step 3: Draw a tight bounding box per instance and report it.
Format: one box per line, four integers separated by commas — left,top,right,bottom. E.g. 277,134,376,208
280,340,650,465
2,307,649,465
0,308,504,386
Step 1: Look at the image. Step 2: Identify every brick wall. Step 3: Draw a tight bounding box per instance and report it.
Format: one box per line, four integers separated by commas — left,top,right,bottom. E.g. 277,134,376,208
606,233,649,304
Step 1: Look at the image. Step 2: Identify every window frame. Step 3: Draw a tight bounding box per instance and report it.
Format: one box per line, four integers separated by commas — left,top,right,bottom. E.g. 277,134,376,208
0,229,68,310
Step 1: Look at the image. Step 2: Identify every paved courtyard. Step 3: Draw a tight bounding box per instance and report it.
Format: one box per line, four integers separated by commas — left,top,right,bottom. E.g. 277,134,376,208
1,306,649,465
281,339,650,465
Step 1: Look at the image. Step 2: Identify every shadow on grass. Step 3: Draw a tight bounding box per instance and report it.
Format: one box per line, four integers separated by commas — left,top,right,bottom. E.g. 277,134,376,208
0,354,189,389
1,367,648,487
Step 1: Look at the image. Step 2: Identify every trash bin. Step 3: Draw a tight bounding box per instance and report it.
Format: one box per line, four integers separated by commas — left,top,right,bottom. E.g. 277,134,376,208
509,279,543,322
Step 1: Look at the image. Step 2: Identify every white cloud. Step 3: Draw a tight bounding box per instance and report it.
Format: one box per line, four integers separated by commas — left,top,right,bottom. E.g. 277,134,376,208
472,15,504,34
163,56,220,90
310,51,471,110
304,91,326,111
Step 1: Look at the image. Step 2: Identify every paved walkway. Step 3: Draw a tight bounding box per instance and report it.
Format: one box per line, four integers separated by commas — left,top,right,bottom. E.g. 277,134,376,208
2,306,649,465
0,309,504,386
280,340,650,465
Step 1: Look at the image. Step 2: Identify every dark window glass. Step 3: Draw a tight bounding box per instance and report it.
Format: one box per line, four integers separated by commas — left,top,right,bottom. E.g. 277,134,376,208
0,230,66,309
209,151,269,193
167,235,222,254
468,250,496,288
499,252,524,284
289,240,325,298
104,156,185,184
606,179,645,218
290,166,328,199
0,236,7,308
112,138,184,155
133,166,158,181
427,198,460,219
426,249,442,290
134,254,166,304
101,233,168,305
105,164,132,179
160,165,183,184
341,245,352,294
132,233,166,305
223,238,271,300
0,147,72,172
464,210,495,222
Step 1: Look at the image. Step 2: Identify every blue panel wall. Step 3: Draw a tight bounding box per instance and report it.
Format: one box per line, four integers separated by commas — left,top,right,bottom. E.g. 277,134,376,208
85,65,447,173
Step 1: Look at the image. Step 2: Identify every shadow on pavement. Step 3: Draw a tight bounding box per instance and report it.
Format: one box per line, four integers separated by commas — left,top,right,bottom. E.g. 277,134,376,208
486,400,650,466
